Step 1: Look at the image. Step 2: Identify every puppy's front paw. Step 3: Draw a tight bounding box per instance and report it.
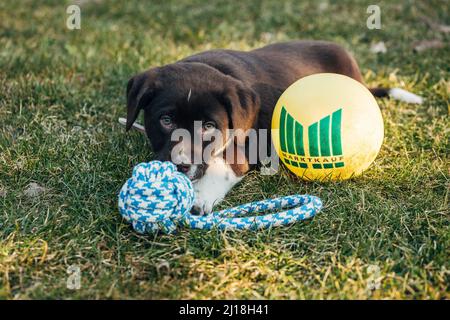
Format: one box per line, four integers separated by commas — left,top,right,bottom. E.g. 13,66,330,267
191,197,214,216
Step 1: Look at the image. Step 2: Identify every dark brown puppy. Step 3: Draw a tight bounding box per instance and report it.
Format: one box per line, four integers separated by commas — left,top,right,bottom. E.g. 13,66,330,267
125,40,421,214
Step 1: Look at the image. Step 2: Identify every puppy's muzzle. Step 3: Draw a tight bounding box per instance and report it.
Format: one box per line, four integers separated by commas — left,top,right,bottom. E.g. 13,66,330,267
176,164,191,174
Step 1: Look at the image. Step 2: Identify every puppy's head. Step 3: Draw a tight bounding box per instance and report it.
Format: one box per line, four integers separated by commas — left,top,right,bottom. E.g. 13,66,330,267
125,62,259,180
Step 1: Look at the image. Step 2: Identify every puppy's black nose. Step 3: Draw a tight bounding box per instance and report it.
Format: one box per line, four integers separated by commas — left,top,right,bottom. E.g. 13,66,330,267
177,164,191,174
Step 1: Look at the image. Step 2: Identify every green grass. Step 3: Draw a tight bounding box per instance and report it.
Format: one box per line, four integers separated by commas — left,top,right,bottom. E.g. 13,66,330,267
0,0,449,299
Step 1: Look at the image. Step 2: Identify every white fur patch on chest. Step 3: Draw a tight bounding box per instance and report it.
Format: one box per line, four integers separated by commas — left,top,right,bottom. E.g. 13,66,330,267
192,157,242,214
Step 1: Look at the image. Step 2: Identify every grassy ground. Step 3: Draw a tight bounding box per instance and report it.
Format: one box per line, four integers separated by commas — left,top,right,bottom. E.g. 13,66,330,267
0,0,449,299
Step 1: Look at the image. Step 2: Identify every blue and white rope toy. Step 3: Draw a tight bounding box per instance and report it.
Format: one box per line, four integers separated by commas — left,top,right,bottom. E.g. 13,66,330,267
118,161,323,234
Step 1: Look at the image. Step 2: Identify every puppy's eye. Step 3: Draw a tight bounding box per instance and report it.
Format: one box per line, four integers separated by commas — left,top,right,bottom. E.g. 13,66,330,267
203,121,216,131
160,115,175,129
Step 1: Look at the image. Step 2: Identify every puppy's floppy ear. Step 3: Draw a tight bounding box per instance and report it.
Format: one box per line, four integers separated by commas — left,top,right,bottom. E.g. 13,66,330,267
125,72,159,131
221,79,260,145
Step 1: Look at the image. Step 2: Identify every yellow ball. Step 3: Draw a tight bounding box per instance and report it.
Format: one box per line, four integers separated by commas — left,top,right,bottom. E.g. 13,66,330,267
271,73,384,181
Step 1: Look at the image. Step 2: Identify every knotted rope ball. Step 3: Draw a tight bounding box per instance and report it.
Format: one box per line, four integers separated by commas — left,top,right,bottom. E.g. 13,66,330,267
119,161,323,234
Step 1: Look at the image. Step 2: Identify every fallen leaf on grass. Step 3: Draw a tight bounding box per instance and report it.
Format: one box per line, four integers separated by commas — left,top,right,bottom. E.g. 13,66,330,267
23,183,46,198
318,2,329,11
156,259,170,275
412,40,445,52
370,41,387,54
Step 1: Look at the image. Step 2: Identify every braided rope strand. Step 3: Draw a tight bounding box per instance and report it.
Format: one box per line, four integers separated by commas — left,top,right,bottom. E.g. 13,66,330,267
119,161,322,234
